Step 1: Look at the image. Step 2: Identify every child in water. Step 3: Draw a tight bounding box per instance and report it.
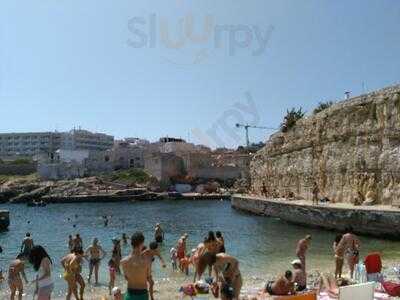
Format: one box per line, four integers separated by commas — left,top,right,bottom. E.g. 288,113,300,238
180,254,191,276
108,258,117,295
170,247,178,271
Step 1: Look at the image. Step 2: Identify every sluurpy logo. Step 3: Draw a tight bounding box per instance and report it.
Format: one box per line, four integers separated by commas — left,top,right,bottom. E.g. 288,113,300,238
127,13,274,66
191,91,263,149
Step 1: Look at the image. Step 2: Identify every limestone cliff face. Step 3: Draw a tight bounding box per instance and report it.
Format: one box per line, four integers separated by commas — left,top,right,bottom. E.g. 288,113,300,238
251,85,400,205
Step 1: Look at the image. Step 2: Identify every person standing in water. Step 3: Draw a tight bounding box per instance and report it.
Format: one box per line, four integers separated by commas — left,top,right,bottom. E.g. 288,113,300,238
122,234,128,246
20,232,34,258
177,234,188,263
85,238,106,284
29,245,54,300
333,234,343,278
121,232,151,300
68,235,74,253
8,254,28,300
336,227,361,279
296,235,311,271
142,241,166,300
72,234,83,252
154,224,164,244
61,247,85,300
112,239,122,274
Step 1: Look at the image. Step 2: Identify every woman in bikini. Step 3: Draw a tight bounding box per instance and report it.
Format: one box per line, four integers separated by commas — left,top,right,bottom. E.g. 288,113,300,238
8,254,28,300
61,247,85,300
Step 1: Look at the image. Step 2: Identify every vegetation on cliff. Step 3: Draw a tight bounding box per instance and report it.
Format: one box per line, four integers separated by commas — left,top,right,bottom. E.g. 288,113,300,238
313,100,334,114
280,107,305,132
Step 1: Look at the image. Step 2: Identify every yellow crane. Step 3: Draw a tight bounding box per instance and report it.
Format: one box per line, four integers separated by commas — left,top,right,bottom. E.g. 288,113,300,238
235,123,276,147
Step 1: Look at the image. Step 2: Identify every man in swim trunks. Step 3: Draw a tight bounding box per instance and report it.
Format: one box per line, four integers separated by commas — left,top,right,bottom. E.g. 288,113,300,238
265,271,295,296
20,232,34,258
154,224,164,244
121,232,151,300
296,235,311,271
336,226,361,279
85,238,106,284
73,234,83,252
142,241,166,300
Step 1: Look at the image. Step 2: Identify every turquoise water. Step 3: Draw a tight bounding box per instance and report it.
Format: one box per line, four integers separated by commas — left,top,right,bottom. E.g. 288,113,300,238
1,200,400,299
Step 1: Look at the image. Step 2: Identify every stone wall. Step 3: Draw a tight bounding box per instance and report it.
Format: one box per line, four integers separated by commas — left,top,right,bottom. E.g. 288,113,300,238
251,84,400,205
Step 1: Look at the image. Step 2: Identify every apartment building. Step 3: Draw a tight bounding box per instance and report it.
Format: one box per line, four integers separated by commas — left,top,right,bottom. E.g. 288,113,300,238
0,129,114,158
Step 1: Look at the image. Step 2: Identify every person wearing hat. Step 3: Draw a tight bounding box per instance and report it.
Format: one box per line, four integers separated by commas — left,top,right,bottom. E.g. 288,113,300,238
291,259,307,291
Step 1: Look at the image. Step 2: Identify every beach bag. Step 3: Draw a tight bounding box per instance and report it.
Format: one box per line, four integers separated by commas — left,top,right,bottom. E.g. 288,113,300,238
382,281,400,297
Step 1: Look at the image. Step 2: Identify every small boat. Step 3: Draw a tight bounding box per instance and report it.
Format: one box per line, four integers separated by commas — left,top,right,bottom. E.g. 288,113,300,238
167,192,183,199
27,201,47,207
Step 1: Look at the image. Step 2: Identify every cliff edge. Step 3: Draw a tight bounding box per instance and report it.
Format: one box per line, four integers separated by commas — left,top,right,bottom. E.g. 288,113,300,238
251,84,400,206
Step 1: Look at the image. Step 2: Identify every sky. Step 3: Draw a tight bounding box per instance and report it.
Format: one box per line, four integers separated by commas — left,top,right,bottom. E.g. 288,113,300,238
1,0,400,149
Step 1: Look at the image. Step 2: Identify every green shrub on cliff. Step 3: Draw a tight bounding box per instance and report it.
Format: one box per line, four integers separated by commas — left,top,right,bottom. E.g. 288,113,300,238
313,101,334,114
280,107,305,132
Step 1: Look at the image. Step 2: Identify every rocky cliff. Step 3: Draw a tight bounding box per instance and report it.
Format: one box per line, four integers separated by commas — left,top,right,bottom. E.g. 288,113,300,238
251,84,400,205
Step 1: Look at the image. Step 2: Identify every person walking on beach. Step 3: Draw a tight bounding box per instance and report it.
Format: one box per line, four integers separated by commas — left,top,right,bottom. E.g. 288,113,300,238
154,223,164,243
336,227,361,279
121,232,151,300
85,238,106,284
333,234,344,278
296,235,311,271
196,252,242,300
112,238,122,274
61,247,85,300
29,245,54,300
8,254,28,300
312,181,319,205
142,241,166,300
20,232,34,258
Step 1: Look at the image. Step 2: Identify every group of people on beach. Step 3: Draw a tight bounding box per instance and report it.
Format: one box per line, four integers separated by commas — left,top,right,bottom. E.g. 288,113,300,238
1,220,364,300
260,227,361,298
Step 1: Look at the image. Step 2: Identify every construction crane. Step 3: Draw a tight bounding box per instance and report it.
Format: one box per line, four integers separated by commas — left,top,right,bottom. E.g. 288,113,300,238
235,123,276,147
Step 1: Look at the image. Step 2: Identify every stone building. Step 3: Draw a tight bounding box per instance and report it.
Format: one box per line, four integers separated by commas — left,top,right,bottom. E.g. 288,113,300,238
110,140,144,170
38,149,112,180
144,152,184,182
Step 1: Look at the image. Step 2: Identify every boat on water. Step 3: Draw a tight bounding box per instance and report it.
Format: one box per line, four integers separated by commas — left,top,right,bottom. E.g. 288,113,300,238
27,200,47,207
0,210,9,230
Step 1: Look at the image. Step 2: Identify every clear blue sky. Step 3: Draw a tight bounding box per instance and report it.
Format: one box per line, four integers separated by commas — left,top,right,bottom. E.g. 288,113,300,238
1,0,399,148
